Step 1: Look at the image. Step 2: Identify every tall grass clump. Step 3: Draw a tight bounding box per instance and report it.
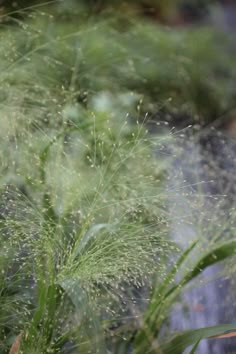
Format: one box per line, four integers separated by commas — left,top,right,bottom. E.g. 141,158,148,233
0,76,171,352
0,2,236,354
0,6,171,352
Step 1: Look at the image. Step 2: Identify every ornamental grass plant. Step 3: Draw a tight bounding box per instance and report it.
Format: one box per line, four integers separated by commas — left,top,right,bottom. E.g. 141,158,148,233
0,2,236,353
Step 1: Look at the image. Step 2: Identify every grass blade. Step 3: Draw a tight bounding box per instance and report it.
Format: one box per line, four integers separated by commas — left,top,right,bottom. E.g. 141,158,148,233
160,324,236,354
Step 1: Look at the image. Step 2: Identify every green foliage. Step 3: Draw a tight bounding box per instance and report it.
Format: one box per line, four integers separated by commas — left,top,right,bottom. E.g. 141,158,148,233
1,3,236,130
160,324,236,354
0,118,169,353
0,2,236,354
134,239,236,353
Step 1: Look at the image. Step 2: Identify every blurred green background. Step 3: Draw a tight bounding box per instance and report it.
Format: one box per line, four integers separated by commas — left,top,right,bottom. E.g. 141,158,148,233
1,0,236,130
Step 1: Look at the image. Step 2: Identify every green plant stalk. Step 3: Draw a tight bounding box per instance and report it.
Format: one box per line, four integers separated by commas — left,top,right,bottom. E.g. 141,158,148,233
134,240,236,354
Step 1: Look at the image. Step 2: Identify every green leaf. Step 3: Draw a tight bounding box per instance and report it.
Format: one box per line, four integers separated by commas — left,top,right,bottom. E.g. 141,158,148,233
181,240,236,286
134,241,197,350
189,338,201,354
74,223,115,257
134,240,236,354
42,191,57,228
148,241,197,319
59,278,107,354
160,324,236,354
